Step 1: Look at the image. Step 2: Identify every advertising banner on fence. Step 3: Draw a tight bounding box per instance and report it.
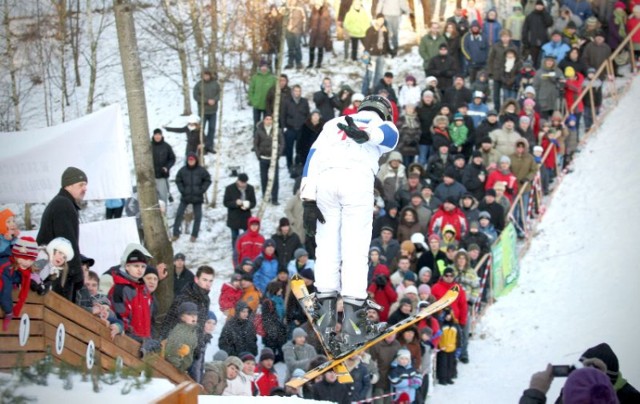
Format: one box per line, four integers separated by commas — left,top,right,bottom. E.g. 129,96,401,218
491,223,520,297
0,104,132,204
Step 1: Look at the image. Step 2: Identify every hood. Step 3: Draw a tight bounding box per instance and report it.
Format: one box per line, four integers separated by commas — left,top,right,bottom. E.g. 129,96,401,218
372,264,391,278
442,223,457,236
399,206,419,226
247,216,261,228
453,250,470,268
459,193,479,210
516,137,530,151
119,243,153,267
235,300,250,316
580,343,619,384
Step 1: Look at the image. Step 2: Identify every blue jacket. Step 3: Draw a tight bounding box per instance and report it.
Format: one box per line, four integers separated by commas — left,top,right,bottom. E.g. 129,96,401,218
541,40,571,63
462,33,489,67
253,253,279,294
482,20,502,45
467,102,489,128
562,0,593,22
388,361,422,402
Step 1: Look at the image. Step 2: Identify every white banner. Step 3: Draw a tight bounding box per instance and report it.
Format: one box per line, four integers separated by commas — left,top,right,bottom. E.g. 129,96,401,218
22,217,141,275
0,104,133,203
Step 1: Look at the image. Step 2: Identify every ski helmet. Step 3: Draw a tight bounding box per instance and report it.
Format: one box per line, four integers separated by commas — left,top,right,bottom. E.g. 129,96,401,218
358,95,393,121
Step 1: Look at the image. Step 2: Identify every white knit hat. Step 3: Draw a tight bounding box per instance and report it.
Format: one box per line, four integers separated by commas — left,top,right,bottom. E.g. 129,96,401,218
46,237,74,261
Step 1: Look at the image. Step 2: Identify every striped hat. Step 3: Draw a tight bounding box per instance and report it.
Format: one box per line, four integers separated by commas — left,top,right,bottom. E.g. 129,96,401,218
12,236,39,260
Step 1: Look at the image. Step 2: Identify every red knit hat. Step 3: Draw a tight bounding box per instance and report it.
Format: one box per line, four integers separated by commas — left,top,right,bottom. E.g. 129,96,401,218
12,236,39,260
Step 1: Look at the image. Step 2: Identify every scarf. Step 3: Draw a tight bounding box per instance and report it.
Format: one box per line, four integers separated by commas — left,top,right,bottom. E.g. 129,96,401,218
613,9,627,39
505,57,515,73
377,28,385,50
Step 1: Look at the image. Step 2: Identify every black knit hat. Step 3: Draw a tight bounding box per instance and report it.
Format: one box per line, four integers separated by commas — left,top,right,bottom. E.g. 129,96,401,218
144,266,159,277
126,250,148,265
61,167,88,187
259,348,275,362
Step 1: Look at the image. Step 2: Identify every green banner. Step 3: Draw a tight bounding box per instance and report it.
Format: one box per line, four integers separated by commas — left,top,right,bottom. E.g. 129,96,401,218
491,223,520,297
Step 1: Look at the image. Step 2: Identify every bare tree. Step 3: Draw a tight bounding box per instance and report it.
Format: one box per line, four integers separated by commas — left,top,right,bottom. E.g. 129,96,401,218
51,0,70,121
68,0,81,86
2,0,21,130
84,0,110,113
113,0,174,318
207,0,218,74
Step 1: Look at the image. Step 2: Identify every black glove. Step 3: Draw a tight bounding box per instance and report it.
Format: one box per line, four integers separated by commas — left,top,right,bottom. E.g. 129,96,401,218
140,338,162,356
375,275,387,288
302,201,326,237
337,115,369,144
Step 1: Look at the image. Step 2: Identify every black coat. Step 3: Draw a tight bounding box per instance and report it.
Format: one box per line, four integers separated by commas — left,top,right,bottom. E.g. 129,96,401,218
416,101,440,145
313,90,338,123
372,212,399,240
37,189,82,285
462,161,487,201
426,54,459,90
266,84,291,124
272,231,302,270
372,79,398,103
297,117,323,164
416,250,448,283
218,313,258,357
442,86,472,110
311,379,351,404
283,96,310,130
522,10,553,48
477,200,505,232
165,125,200,156
474,120,500,147
151,137,176,179
223,182,257,230
426,153,452,186
175,162,212,204
460,230,491,255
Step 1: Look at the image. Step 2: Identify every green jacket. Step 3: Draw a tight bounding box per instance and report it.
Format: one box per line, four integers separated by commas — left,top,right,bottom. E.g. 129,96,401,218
249,71,276,110
343,7,371,39
419,34,446,70
165,323,198,371
449,123,469,147
193,78,221,115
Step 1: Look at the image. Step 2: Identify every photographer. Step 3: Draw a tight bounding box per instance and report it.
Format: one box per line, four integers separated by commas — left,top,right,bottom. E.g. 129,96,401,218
519,364,617,404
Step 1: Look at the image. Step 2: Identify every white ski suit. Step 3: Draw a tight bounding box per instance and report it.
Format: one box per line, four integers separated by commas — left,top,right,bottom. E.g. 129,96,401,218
300,110,399,300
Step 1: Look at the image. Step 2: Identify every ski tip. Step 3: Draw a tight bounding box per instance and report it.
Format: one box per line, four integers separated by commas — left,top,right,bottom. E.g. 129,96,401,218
291,274,302,281
451,285,460,292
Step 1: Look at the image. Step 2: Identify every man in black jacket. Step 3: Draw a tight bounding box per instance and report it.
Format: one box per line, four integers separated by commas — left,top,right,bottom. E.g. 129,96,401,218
37,167,88,301
223,173,257,253
426,44,460,91
283,85,310,171
171,153,212,242
151,128,176,206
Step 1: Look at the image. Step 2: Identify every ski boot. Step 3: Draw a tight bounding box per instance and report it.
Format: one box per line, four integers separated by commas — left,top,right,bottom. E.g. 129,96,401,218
313,291,338,345
339,297,384,354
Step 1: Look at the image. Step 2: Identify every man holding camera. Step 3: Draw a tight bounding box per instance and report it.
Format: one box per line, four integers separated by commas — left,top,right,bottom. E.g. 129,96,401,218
533,55,566,119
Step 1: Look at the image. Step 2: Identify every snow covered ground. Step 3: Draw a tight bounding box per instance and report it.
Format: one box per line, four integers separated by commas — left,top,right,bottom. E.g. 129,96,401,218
429,76,640,403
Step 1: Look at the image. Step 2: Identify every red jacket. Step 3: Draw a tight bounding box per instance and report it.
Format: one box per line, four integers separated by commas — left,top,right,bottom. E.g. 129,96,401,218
366,264,398,322
428,206,469,240
236,217,265,266
431,279,468,326
108,267,152,338
485,169,519,201
628,17,640,43
218,282,243,315
564,73,584,113
417,316,441,347
255,365,279,396
342,105,358,116
541,135,559,170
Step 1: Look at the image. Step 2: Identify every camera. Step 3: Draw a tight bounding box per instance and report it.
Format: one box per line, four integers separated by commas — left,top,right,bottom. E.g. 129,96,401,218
551,365,576,377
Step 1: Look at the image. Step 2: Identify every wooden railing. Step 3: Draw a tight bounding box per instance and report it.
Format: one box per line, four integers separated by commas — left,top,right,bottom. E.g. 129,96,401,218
150,381,201,404
0,290,192,386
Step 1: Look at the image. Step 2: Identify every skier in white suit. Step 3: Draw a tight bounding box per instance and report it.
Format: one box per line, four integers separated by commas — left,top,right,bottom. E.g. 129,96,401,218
300,95,399,353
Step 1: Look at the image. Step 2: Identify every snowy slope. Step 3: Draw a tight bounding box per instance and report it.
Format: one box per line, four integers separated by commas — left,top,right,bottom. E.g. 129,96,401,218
429,77,640,403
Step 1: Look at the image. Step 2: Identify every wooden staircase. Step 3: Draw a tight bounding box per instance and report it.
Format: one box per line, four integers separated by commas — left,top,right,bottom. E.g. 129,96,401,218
0,290,192,385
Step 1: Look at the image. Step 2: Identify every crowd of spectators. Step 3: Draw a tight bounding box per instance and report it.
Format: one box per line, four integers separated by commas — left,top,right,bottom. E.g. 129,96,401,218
2,0,639,402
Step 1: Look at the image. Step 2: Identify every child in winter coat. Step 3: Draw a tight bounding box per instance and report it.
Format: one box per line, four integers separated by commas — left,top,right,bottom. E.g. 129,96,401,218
478,211,498,243
470,70,491,100
0,209,19,262
166,302,199,372
436,308,460,385
31,237,74,296
1,236,38,330
219,273,243,316
388,348,422,403
449,113,469,155
517,63,536,97
252,239,279,294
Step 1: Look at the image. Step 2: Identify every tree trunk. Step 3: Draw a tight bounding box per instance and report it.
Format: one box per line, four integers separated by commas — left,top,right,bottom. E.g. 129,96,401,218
86,0,97,113
257,9,286,218
3,0,21,130
113,0,174,320
208,0,218,74
53,0,69,121
69,0,81,86
36,0,51,126
188,0,204,50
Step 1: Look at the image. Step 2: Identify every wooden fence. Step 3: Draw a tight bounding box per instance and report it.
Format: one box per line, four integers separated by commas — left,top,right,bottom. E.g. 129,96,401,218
0,290,192,386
